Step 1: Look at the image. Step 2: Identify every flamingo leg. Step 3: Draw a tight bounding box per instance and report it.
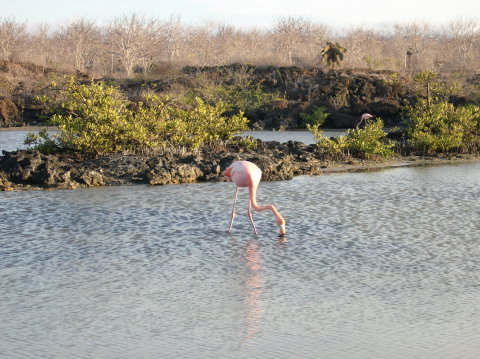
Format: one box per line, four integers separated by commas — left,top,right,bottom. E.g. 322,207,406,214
228,187,239,233
248,198,258,234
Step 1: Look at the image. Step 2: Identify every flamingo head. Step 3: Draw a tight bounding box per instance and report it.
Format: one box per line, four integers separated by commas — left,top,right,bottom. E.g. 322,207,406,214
361,113,373,121
222,167,232,179
276,216,286,236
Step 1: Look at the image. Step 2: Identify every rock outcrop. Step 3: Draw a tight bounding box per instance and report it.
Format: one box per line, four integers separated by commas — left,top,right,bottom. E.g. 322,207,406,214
0,139,331,190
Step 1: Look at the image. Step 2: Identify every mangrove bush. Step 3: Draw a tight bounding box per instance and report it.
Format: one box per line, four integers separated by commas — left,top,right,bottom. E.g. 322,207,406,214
299,105,329,128
403,98,480,154
308,118,394,160
28,78,249,155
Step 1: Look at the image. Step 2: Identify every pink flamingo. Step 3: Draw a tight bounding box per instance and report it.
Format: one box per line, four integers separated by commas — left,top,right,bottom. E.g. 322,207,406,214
356,113,373,129
222,161,286,236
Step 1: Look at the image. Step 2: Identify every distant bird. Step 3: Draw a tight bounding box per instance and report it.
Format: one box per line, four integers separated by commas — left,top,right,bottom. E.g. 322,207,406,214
222,161,286,236
356,113,373,129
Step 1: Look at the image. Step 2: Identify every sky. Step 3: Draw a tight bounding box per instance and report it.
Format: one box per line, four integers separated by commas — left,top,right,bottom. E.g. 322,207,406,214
3,0,480,30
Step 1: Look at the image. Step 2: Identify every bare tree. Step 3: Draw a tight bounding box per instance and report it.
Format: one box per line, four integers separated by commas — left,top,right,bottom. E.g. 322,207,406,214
0,17,27,61
239,28,268,65
305,23,331,65
212,24,245,65
161,15,184,62
442,17,479,69
1,15,480,74
56,18,99,72
392,22,436,71
273,16,313,65
343,26,382,69
106,13,161,76
185,22,217,67
29,23,53,71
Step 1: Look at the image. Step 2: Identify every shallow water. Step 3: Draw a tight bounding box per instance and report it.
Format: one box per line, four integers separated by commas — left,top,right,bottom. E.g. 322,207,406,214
0,129,345,152
1,163,480,358
0,130,57,152
243,129,345,144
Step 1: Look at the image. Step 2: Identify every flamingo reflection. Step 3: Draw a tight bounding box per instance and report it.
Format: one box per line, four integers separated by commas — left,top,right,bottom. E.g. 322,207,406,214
243,239,263,344
239,237,286,346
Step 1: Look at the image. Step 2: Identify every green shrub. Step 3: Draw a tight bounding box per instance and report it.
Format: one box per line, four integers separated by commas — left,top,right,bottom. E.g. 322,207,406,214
413,70,462,102
307,118,393,160
172,97,249,149
186,73,282,113
403,98,480,154
24,129,59,154
41,79,151,155
299,106,328,128
29,78,249,155
315,135,348,160
345,118,394,159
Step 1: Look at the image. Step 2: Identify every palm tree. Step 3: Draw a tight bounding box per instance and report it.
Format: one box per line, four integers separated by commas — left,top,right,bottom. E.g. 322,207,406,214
321,42,347,69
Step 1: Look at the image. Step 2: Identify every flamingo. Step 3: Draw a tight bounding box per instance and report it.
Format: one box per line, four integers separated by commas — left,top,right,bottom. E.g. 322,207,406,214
222,161,286,236
356,113,373,129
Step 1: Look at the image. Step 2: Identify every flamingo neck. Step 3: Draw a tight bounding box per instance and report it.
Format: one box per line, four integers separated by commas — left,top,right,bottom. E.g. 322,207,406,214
249,185,286,235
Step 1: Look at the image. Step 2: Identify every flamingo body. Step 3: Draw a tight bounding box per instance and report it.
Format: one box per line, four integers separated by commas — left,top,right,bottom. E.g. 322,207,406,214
223,161,285,236
226,161,261,188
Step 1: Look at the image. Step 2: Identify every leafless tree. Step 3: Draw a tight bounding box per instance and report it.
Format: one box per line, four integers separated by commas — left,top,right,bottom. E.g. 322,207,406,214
56,18,99,72
106,13,161,76
442,17,479,69
305,23,331,65
0,17,28,61
392,22,436,70
240,28,268,65
24,23,52,71
185,22,217,67
273,16,313,66
1,15,480,76
343,26,376,68
161,15,184,63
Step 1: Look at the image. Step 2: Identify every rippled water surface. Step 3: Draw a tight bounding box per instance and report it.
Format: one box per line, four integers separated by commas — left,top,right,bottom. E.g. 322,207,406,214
1,159,480,358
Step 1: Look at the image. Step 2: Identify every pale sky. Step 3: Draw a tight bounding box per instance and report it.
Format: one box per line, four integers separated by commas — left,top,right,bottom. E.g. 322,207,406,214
3,0,479,30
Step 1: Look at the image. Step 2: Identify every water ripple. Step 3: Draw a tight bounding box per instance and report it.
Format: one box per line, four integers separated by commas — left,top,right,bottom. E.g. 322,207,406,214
1,163,480,358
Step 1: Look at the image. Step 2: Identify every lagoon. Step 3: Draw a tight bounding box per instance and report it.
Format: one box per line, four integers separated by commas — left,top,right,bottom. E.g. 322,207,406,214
1,161,480,358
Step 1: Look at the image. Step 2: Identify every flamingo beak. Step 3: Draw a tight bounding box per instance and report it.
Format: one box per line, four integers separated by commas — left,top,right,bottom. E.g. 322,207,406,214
279,223,286,236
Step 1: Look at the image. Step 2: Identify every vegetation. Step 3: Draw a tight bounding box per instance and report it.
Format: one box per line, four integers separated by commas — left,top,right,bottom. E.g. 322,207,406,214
413,70,438,102
27,78,249,155
396,69,480,154
308,118,394,160
1,16,480,74
403,98,480,154
321,42,347,69
299,105,329,128
307,125,348,161
184,69,283,113
1,14,477,160
344,119,395,159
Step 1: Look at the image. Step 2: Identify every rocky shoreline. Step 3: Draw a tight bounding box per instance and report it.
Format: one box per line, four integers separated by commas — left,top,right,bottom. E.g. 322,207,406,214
1,138,478,191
